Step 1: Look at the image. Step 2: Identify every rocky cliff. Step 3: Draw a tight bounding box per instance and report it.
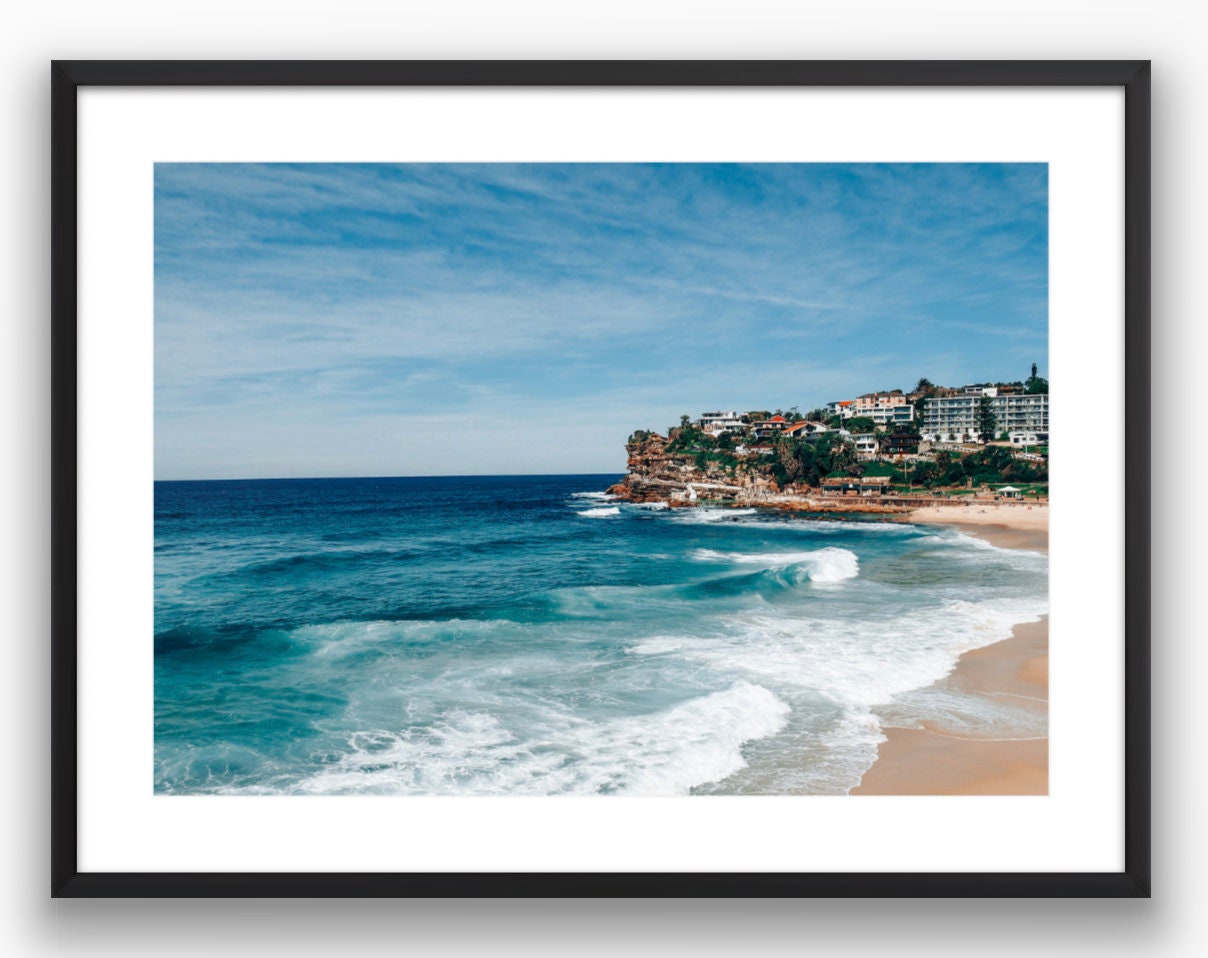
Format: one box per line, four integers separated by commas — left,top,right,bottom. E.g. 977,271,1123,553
606,431,776,504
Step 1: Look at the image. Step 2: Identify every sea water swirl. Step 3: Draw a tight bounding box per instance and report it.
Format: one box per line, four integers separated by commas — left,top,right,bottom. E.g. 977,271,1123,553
154,475,1048,795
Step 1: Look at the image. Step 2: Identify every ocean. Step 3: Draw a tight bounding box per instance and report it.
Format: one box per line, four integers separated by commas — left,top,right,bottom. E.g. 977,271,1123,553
154,474,1048,795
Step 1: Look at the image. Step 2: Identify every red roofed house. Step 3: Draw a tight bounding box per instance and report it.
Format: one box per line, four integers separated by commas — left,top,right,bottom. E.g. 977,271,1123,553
750,415,790,440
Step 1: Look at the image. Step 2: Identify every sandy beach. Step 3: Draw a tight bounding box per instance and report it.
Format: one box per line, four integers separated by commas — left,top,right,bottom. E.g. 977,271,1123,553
906,502,1049,552
852,504,1049,795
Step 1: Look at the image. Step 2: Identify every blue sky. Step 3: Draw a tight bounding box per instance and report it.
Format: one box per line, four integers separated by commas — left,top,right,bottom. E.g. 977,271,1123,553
155,163,1047,479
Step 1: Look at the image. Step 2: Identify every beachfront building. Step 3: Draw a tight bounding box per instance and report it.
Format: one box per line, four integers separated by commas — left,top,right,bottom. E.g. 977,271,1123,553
921,393,1049,442
821,476,892,496
696,411,745,436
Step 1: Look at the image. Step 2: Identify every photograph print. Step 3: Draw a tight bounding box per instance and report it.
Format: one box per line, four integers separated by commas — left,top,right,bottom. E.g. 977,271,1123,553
154,162,1050,797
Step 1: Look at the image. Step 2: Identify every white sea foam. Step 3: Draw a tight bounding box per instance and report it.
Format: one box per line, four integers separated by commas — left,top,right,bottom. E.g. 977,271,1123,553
628,501,669,510
291,681,789,796
910,525,1048,560
691,546,860,583
577,506,621,518
631,595,1046,710
570,491,617,500
670,507,759,524
790,519,912,534
875,684,1048,739
623,589,1046,793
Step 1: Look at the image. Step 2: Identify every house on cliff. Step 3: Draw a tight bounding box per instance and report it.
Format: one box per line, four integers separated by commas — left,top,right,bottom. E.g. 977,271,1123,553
783,420,830,440
696,411,745,436
750,415,790,440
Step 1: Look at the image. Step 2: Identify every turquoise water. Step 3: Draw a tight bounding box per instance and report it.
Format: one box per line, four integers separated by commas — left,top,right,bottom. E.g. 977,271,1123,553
154,475,1047,795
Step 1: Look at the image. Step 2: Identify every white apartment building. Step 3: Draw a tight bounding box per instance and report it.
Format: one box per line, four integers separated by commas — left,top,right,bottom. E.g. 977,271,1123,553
922,393,1049,442
867,405,915,427
992,394,1049,438
696,411,745,435
847,433,880,459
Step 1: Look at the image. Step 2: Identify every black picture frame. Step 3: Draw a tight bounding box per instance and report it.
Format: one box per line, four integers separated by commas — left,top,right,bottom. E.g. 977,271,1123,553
51,59,1151,898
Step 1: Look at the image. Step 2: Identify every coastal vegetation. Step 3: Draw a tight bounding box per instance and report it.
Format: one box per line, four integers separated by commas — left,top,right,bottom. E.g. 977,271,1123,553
623,424,1046,499
616,372,1049,505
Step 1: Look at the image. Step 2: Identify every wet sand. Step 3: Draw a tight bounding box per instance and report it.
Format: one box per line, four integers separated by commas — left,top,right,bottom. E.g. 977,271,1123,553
852,509,1049,795
907,503,1048,552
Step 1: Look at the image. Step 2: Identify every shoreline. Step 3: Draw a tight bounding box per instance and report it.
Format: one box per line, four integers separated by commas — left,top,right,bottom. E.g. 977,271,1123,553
903,503,1049,552
607,484,1050,795
609,479,1047,529
851,512,1049,796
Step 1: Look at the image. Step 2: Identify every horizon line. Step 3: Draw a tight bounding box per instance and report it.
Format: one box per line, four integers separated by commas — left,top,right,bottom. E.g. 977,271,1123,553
154,471,628,484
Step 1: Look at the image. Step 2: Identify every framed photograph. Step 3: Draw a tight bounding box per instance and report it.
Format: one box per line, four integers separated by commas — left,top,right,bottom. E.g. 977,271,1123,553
52,60,1150,897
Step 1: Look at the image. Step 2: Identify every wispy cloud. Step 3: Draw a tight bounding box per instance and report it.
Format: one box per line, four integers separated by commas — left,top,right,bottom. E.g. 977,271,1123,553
155,163,1048,479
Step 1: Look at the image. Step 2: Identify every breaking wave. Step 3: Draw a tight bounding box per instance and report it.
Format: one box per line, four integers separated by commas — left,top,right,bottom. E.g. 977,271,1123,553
692,546,860,583
577,506,621,518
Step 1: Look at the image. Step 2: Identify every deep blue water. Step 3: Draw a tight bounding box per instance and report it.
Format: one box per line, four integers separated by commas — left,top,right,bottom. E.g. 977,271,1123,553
154,475,1047,795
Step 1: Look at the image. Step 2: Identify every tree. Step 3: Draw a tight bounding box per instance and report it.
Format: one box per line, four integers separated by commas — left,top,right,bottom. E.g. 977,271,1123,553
834,442,859,474
785,406,803,422
680,414,691,430
817,433,858,474
846,415,876,434
911,460,941,488
976,444,1014,472
667,418,713,453
975,396,997,443
1025,364,1049,394
775,436,808,482
910,379,935,423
